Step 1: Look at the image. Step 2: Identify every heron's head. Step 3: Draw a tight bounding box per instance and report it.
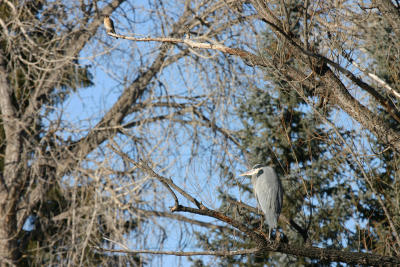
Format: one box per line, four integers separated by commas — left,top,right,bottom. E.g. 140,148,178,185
239,164,265,176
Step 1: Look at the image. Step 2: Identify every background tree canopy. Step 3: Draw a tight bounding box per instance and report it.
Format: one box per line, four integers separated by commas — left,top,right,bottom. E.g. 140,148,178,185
0,0,400,265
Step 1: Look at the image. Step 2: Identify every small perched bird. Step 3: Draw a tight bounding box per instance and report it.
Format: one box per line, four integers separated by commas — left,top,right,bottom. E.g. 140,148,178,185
104,15,118,39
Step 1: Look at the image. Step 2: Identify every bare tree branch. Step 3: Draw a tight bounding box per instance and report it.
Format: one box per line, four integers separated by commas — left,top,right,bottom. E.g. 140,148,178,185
95,247,261,256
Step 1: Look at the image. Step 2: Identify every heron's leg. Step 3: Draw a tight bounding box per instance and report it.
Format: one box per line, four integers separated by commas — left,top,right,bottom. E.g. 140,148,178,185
259,216,264,232
268,228,271,239
275,230,281,242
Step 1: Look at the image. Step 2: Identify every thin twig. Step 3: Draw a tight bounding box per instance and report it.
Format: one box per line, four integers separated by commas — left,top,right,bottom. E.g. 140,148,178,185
106,142,180,208
136,160,205,210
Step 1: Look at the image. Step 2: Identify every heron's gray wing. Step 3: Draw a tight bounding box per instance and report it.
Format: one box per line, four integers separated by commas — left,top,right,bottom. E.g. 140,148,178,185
263,167,283,215
256,185,278,227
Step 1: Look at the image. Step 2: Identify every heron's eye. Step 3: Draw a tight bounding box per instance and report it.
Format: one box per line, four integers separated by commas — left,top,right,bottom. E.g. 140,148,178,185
256,169,264,177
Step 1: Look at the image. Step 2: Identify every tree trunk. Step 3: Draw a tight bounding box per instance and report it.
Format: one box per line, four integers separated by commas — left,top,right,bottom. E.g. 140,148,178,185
0,201,19,265
0,51,22,266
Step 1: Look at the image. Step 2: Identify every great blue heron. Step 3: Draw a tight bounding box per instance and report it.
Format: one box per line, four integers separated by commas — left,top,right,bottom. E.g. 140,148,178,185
240,164,283,239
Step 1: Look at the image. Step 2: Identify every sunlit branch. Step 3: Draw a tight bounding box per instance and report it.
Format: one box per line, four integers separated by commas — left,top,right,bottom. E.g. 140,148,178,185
225,197,309,242
94,247,260,256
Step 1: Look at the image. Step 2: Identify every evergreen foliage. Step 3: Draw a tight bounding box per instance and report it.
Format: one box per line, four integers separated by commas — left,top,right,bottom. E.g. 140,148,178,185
192,1,400,265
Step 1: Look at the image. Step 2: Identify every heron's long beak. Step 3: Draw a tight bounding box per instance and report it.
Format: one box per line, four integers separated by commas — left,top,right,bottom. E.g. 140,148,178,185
239,168,260,176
